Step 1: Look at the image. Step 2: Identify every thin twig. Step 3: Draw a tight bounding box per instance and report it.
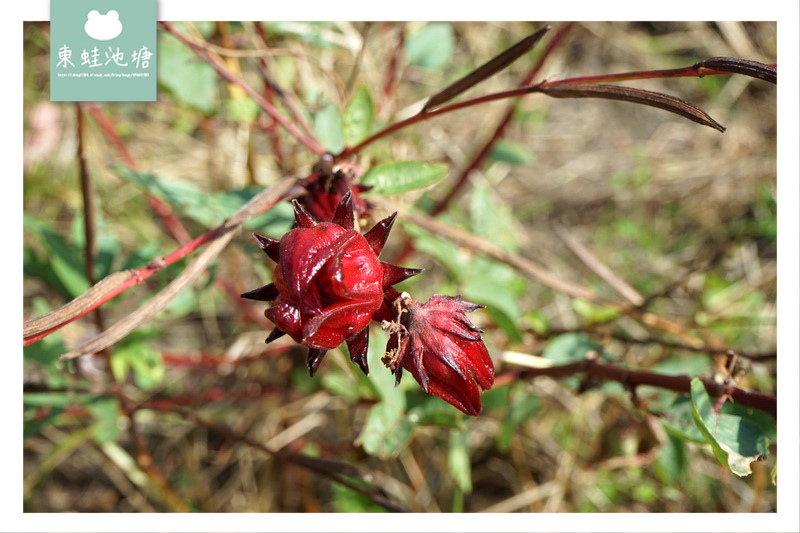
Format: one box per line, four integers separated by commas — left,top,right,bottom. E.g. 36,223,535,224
160,21,324,156
553,221,645,307
380,199,601,302
252,22,317,141
386,200,707,347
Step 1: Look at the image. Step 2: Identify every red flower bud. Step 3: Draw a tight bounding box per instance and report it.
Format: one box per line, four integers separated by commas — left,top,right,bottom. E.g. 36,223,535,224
242,192,420,377
382,292,495,416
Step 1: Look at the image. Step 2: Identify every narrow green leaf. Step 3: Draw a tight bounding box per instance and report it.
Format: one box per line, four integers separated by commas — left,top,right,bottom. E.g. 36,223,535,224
343,85,374,146
571,298,621,324
497,386,541,452
403,222,463,278
448,429,472,493
489,139,535,165
361,161,447,196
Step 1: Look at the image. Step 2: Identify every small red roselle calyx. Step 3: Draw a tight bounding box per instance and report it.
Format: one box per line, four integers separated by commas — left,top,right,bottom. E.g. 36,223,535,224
241,192,421,376
298,158,370,223
380,290,495,416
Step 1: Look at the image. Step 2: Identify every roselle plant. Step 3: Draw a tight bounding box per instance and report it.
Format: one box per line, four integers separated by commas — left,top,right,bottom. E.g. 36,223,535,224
22,22,778,513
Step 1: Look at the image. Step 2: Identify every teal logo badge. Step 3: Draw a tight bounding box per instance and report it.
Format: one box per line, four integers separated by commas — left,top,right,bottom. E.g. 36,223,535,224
50,0,157,102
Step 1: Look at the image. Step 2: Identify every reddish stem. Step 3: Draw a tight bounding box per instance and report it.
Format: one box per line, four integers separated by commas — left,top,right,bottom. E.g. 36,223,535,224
23,225,226,346
338,55,770,162
495,358,776,419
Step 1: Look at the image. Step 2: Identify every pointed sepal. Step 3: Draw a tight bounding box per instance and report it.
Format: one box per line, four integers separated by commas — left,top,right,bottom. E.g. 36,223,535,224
381,263,423,287
307,348,327,377
241,283,279,302
292,199,319,228
331,191,356,230
252,233,281,262
345,328,370,375
265,327,286,344
363,212,398,255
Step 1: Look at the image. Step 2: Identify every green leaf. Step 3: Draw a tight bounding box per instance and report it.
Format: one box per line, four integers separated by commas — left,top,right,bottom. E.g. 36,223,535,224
659,395,706,443
116,168,292,231
331,483,387,513
407,397,463,428
523,310,549,334
86,397,121,444
542,332,602,365
343,85,375,146
653,431,687,485
489,139,535,165
360,161,447,196
405,23,455,70
158,29,217,114
356,403,414,459
115,167,225,226
462,267,523,343
468,182,518,252
321,371,361,404
110,342,165,390
262,21,342,48
448,429,472,493
227,95,260,123
571,298,621,324
24,405,65,439
690,377,770,476
403,222,464,278
24,214,90,299
365,329,405,410
313,104,345,153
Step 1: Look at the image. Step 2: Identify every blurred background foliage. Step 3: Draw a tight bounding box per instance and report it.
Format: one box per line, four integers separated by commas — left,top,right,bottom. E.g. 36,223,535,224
23,21,776,512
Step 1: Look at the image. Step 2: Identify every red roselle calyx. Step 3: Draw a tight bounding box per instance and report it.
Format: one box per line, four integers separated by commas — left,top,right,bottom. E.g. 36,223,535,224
241,192,420,376
380,291,495,416
297,159,370,223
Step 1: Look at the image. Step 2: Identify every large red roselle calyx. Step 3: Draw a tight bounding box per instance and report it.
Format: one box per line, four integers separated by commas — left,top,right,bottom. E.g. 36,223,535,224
380,290,495,416
241,192,420,376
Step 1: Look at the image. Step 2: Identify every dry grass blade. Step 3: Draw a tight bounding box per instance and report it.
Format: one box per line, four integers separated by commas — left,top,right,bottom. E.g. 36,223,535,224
696,57,777,84
422,26,550,112
536,83,726,132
